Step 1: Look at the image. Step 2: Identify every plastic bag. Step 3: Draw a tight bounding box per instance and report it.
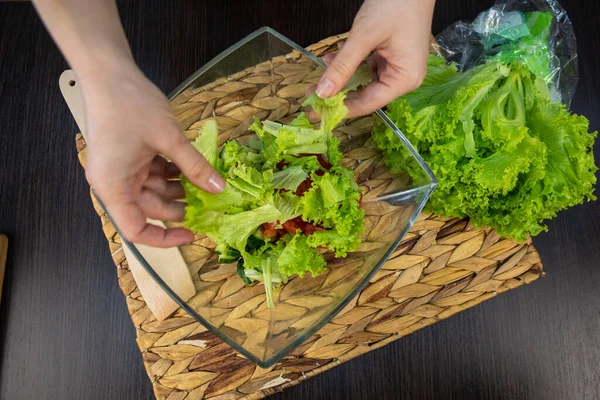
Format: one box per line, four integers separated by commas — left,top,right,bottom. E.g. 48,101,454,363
434,0,578,106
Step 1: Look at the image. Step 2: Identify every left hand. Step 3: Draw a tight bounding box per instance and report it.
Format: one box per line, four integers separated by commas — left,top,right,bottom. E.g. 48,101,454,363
315,0,436,117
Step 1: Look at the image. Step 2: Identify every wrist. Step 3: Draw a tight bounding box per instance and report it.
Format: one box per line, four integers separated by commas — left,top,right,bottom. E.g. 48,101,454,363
75,51,143,99
74,46,136,82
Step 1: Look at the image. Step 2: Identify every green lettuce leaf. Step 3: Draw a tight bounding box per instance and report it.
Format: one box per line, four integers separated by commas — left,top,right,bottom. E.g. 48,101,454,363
289,112,313,129
302,64,372,132
327,136,344,166
241,250,283,308
192,120,218,167
303,93,348,132
467,134,546,196
185,204,282,251
306,229,361,258
300,169,364,242
374,54,597,241
342,64,372,92
283,155,323,174
275,127,328,156
268,191,302,224
278,234,326,278
271,165,309,191
227,164,270,200
218,139,264,174
218,139,242,174
182,177,252,214
251,117,329,165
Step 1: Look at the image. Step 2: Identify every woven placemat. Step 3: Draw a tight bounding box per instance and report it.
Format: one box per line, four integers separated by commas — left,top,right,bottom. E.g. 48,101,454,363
74,34,544,400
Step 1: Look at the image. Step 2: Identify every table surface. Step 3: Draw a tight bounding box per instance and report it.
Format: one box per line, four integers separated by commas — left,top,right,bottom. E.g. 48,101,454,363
1,1,599,399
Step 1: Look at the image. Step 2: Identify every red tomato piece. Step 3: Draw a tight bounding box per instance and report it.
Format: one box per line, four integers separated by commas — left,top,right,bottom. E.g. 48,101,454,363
263,228,278,239
316,154,332,170
295,178,313,196
262,222,278,230
290,216,305,225
282,220,300,234
276,160,290,170
302,223,317,236
261,221,279,239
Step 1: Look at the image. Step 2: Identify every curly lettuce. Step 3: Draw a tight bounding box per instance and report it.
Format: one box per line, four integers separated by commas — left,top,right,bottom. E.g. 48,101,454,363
183,67,371,307
374,55,597,241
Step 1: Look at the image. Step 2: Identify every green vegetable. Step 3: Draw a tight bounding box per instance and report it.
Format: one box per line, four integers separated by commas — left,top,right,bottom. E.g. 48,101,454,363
249,116,328,166
288,112,313,128
303,64,371,131
218,246,241,264
299,169,364,257
490,11,555,85
192,120,219,167
282,155,323,174
271,165,309,191
185,204,282,251
236,258,252,285
278,234,326,278
374,55,597,241
218,139,264,174
303,92,348,132
301,169,363,234
182,178,252,215
306,229,361,258
183,66,371,308
268,191,302,223
227,163,270,199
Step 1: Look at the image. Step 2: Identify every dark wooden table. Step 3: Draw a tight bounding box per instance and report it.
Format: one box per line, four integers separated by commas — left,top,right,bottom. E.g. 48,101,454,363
1,1,599,399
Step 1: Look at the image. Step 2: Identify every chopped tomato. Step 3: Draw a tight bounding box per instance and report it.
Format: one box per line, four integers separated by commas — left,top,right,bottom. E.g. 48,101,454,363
262,228,277,239
282,220,300,234
316,154,332,170
276,160,290,170
302,223,326,236
290,216,305,226
262,222,278,230
261,221,279,239
295,178,313,196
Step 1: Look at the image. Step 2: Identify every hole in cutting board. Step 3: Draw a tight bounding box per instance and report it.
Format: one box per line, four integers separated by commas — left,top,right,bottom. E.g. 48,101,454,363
69,80,76,87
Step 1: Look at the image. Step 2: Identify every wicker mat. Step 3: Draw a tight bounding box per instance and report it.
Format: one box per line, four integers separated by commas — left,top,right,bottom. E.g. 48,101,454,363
74,34,544,400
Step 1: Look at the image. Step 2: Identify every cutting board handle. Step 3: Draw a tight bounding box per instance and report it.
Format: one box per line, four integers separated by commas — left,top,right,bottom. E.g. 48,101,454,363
59,71,87,136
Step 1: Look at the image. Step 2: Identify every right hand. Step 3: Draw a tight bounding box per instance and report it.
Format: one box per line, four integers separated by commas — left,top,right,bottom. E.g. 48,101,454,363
80,62,225,248
315,0,434,117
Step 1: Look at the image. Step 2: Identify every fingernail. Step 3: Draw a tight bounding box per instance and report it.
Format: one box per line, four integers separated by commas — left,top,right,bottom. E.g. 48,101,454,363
207,172,225,193
316,78,334,98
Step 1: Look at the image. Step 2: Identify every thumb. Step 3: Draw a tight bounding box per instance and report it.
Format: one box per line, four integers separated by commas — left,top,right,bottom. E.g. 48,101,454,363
315,34,375,98
160,129,225,194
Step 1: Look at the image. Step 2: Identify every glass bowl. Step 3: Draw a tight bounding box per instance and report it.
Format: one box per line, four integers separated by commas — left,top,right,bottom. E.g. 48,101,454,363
115,27,436,367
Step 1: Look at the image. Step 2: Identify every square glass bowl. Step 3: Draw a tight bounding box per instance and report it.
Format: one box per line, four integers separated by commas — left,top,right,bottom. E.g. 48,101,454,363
117,27,436,367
